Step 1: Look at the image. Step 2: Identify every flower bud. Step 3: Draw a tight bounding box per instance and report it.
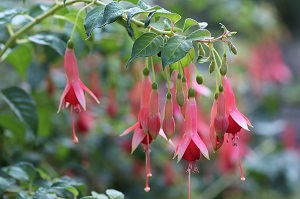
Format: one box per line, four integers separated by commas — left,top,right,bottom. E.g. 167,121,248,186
175,74,185,107
196,75,203,85
228,41,237,55
147,84,161,140
220,53,228,76
214,90,228,138
209,59,216,74
162,93,175,139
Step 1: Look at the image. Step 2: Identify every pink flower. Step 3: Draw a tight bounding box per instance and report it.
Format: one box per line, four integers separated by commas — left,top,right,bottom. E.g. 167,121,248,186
210,76,252,180
214,89,228,139
120,69,153,192
58,45,100,143
174,93,209,163
174,89,209,199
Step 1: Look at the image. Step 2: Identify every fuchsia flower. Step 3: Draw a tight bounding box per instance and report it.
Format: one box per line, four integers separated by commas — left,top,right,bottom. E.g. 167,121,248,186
58,43,100,143
174,88,209,199
120,69,154,192
210,76,252,180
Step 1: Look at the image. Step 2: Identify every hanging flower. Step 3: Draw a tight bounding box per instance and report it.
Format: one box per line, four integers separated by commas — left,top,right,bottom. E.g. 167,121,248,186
120,68,153,192
58,41,100,143
174,88,209,199
162,92,175,139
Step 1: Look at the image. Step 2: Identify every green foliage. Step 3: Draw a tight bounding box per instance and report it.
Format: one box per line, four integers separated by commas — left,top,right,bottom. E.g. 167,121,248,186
84,6,105,37
28,34,66,56
127,32,163,66
0,87,38,138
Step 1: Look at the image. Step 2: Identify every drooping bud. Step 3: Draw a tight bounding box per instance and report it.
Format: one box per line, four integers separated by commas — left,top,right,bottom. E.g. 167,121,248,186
220,53,228,76
209,100,224,151
228,41,237,55
175,73,185,107
162,93,175,139
147,83,161,139
214,86,228,138
209,59,216,74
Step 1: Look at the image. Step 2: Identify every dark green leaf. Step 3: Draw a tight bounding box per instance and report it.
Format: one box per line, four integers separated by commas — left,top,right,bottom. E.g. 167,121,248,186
161,35,192,68
126,7,148,38
0,114,26,140
183,18,199,32
16,192,31,199
28,34,66,56
127,33,163,66
5,45,32,79
84,6,105,37
2,166,29,182
17,162,36,184
0,175,15,195
81,197,101,199
148,8,181,24
185,29,212,41
92,191,109,199
169,47,195,71
33,187,48,199
1,87,38,136
0,8,25,26
102,2,125,27
106,189,124,199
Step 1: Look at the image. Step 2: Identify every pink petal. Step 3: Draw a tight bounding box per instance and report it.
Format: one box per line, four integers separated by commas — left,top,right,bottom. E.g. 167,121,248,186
72,81,86,111
131,127,146,153
230,108,249,131
80,81,100,104
120,122,139,136
192,80,211,97
174,133,191,162
242,113,253,127
222,76,237,109
159,129,175,147
191,132,209,160
57,82,71,113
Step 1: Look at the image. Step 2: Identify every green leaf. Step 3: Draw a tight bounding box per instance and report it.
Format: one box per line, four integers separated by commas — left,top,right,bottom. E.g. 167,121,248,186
183,18,199,32
33,187,48,199
2,166,29,182
148,8,181,24
0,114,26,140
183,18,208,32
0,8,25,26
106,189,124,199
185,29,212,41
5,45,32,79
81,197,101,199
126,7,148,38
102,2,125,27
169,47,195,71
28,34,66,56
127,33,163,66
92,191,109,199
84,6,105,37
0,175,15,195
161,35,192,68
1,87,38,136
17,162,36,184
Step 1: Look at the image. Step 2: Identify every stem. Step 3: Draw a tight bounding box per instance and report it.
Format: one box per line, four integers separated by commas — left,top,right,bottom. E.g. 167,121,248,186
165,66,171,93
150,57,156,83
70,0,96,41
188,62,192,88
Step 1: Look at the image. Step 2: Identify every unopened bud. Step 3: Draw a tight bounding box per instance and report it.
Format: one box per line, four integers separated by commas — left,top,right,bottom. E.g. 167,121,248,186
143,67,150,76
188,88,195,98
209,59,216,74
220,53,228,76
162,96,175,139
214,92,218,100
196,75,203,85
228,41,237,55
214,91,228,138
67,40,74,49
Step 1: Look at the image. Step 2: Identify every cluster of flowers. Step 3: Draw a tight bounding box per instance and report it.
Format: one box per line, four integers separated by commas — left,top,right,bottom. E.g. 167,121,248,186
57,40,252,198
